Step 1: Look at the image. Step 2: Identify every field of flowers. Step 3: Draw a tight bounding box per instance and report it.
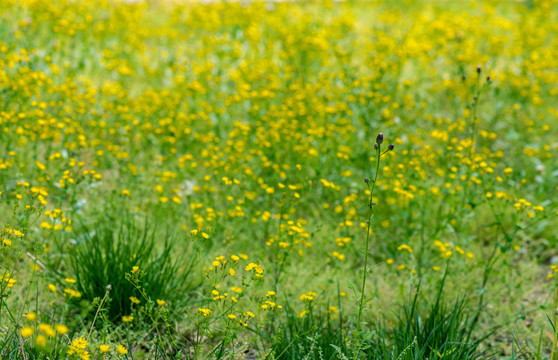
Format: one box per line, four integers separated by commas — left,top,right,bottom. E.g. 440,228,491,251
0,0,557,359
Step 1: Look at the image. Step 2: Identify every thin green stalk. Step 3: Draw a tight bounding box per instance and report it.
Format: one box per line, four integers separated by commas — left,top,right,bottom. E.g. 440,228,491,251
353,142,382,359
87,286,111,341
460,67,484,215
1,298,17,323
537,324,543,360
551,282,558,360
125,323,134,360
469,242,499,335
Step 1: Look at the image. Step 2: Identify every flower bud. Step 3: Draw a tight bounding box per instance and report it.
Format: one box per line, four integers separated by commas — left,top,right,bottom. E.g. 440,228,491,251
476,65,481,74
374,143,379,149
388,144,394,151
376,133,384,145
364,178,370,183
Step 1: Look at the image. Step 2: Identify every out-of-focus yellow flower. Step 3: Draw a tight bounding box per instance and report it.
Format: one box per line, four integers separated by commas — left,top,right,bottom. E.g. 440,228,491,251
21,327,34,338
117,345,128,354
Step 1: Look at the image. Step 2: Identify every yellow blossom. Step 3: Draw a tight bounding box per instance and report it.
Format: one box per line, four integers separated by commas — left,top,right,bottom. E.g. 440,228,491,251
117,345,128,355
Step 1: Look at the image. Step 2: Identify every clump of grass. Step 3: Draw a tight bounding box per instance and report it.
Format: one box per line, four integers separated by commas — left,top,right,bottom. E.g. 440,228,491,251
68,212,199,321
366,272,492,360
270,296,347,359
270,271,489,360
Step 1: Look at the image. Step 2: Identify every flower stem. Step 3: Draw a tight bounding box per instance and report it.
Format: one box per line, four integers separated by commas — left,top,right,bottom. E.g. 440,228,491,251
353,144,382,359
126,324,134,360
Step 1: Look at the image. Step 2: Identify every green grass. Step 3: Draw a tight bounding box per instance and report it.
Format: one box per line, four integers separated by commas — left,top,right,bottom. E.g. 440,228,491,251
0,0,557,359
68,210,199,321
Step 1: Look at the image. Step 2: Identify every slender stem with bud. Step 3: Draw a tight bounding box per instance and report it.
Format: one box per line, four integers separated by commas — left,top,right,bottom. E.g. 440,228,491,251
353,134,392,359
87,285,111,341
